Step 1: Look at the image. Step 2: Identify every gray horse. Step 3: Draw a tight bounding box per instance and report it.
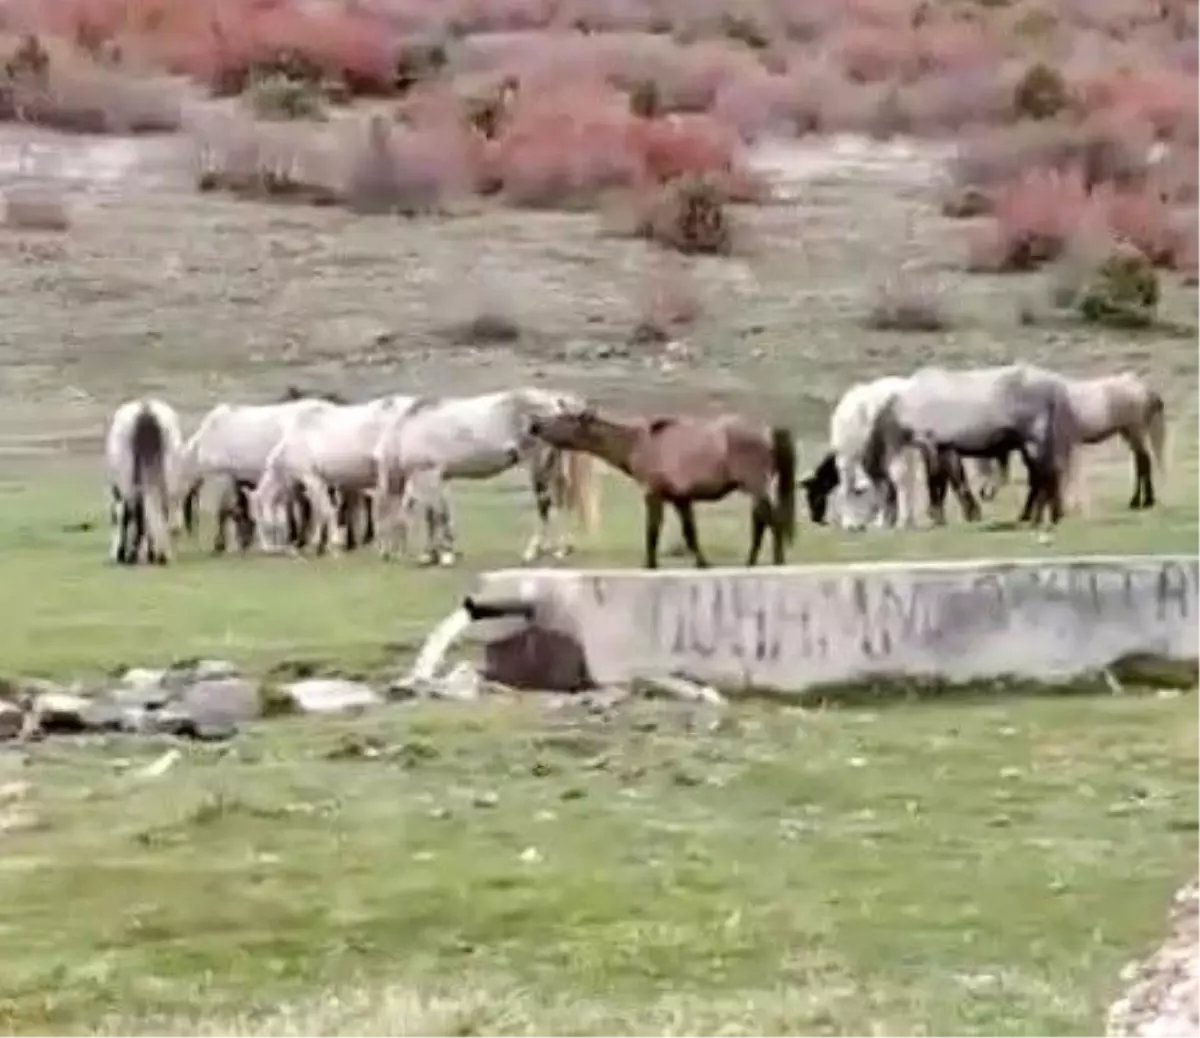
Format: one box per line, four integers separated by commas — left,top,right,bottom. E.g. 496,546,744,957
862,364,1080,527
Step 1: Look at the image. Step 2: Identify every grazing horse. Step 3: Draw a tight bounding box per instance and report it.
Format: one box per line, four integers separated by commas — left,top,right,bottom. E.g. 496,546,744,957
800,375,926,530
249,394,418,555
528,406,797,569
178,397,338,553
371,388,601,567
972,371,1167,514
862,364,1080,528
105,398,183,565
274,386,376,549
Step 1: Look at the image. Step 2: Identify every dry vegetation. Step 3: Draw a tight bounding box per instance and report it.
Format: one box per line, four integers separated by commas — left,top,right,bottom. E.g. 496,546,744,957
0,0,1193,261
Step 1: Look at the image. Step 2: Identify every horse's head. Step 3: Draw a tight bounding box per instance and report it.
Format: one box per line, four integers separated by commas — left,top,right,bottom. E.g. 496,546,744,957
528,407,596,449
798,451,839,525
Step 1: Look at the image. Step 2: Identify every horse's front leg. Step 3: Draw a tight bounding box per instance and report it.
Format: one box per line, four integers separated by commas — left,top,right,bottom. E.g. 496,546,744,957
303,477,341,556
521,448,554,564
643,492,665,570
673,500,709,568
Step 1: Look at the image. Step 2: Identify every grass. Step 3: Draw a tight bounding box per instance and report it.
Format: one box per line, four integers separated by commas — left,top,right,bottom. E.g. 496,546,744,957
1,693,1196,1035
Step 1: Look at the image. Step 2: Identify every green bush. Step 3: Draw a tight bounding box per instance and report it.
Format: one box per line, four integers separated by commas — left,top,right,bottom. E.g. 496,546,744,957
245,72,327,121
1013,62,1068,120
1077,242,1161,328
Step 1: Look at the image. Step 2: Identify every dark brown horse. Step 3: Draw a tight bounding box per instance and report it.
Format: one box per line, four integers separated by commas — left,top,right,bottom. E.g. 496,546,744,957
528,407,797,569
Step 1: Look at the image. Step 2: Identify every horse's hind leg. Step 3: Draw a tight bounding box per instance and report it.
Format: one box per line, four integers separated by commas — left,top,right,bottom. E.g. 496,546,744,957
672,500,709,569
942,449,982,522
745,496,771,566
643,493,665,570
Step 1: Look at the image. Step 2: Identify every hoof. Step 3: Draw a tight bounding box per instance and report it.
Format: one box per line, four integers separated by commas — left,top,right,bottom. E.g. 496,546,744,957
437,550,458,568
551,544,574,560
417,551,438,568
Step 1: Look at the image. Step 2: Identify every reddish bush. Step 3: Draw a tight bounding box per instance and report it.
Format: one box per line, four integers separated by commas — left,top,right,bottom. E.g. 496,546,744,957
1096,183,1187,268
968,167,1092,271
1075,68,1199,143
490,83,754,208
830,24,918,84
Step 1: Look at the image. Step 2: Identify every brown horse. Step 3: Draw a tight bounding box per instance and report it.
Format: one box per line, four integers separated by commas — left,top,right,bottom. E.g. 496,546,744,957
528,407,797,569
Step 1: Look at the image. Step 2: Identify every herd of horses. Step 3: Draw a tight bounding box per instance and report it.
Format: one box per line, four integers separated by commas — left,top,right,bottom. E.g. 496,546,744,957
103,362,1167,570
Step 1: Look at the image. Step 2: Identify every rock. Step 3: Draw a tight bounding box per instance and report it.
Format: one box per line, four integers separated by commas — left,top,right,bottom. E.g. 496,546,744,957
0,702,24,741
163,659,240,688
1108,876,1199,1037
177,677,261,725
138,748,182,779
281,678,382,714
119,667,167,692
635,674,727,707
430,662,480,701
149,708,239,742
33,691,93,734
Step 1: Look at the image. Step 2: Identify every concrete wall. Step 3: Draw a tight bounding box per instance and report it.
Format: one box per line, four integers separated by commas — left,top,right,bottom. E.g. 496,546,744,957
470,556,1199,693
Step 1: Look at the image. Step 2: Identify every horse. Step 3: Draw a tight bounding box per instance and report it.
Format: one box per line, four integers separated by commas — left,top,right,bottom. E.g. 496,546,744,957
178,397,338,553
862,363,1080,528
971,371,1167,515
528,406,796,569
799,375,927,531
249,394,418,555
214,387,377,553
371,388,601,567
105,398,184,565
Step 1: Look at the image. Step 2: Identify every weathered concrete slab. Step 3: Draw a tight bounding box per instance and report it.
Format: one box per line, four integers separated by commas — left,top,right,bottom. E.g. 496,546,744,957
468,556,1199,693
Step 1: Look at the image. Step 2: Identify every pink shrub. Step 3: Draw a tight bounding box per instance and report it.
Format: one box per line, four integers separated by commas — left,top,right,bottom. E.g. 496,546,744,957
1075,68,1199,143
829,23,918,84
491,86,644,207
1096,184,1185,267
968,167,1092,271
712,69,796,140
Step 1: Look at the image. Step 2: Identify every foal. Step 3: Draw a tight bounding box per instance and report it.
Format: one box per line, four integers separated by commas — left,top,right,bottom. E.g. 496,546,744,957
528,407,797,569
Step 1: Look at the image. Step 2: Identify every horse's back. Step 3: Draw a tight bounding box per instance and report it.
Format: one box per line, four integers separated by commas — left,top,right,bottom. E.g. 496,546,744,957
832,376,909,455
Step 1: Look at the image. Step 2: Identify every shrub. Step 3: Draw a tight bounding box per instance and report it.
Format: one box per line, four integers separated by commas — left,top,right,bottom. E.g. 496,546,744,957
864,272,951,330
244,72,327,121
1012,62,1068,120
0,35,181,133
392,36,449,94
968,167,1091,271
636,173,733,255
440,309,522,345
342,113,477,215
1077,242,1161,328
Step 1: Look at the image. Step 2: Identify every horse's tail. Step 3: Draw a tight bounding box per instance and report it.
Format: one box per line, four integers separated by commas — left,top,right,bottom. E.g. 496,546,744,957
130,403,171,557
130,403,166,500
1146,389,1167,486
563,448,601,535
770,427,797,546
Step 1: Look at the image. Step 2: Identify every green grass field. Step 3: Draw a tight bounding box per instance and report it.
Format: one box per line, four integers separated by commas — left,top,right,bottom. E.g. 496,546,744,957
0,128,1194,1035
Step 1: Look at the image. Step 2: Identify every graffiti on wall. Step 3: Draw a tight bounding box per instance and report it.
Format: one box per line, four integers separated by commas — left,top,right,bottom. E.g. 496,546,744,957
637,560,1198,670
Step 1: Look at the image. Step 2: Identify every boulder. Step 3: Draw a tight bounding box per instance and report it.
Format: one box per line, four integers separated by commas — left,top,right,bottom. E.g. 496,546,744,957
176,677,261,725
280,678,382,714
0,701,25,741
33,691,93,734
1107,876,1199,1037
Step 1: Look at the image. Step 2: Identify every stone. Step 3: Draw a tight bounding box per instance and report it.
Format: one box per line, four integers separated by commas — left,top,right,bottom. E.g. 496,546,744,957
176,677,261,725
0,701,25,741
149,708,239,741
1107,876,1199,1037
281,678,382,714
163,659,240,688
33,691,93,734
431,662,480,701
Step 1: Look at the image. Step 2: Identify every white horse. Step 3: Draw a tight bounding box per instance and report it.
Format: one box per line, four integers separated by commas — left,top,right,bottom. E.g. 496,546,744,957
105,398,184,565
249,394,418,555
800,376,922,531
372,387,601,566
971,371,1166,515
178,397,338,547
